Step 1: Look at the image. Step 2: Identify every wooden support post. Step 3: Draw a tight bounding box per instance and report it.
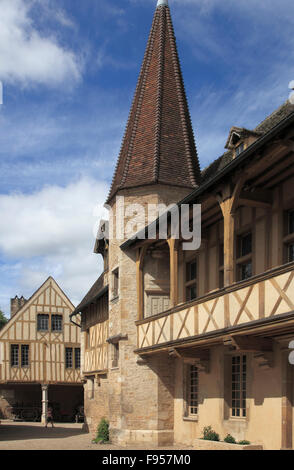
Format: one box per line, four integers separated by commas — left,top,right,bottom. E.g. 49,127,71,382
216,178,247,287
136,246,147,321
167,238,179,308
220,199,235,286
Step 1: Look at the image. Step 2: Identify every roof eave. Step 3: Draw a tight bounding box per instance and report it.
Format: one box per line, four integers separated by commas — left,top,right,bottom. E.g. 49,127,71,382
71,285,109,316
120,109,294,251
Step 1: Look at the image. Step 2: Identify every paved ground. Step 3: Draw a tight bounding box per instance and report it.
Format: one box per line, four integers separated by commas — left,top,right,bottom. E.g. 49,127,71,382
0,421,193,451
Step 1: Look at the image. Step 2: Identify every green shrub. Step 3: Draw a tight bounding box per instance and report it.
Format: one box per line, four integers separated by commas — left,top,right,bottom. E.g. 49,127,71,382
202,426,220,442
224,434,236,444
238,440,251,446
93,418,109,444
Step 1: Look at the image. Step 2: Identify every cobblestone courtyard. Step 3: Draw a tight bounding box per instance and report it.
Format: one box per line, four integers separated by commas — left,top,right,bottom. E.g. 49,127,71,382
0,421,193,451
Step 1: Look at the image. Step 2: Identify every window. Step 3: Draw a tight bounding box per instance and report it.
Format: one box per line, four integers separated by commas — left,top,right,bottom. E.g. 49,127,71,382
112,268,119,298
187,365,198,416
239,233,252,257
51,315,62,332
66,347,80,369
75,348,81,369
21,345,29,367
284,210,294,263
236,233,252,281
37,314,49,331
11,345,19,367
235,143,244,157
219,243,224,288
288,210,294,234
65,347,73,369
112,343,119,368
240,262,252,280
288,243,294,263
185,260,197,301
231,355,247,418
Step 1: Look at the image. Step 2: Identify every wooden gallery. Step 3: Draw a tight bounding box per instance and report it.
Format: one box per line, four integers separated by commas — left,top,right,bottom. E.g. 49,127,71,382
71,0,294,450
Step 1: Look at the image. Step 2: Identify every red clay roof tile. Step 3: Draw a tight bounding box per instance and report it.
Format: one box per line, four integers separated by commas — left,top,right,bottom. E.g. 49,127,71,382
106,4,201,204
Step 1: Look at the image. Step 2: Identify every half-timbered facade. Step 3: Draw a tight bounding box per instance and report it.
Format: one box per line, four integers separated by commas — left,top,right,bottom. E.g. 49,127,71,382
0,277,83,423
71,0,294,449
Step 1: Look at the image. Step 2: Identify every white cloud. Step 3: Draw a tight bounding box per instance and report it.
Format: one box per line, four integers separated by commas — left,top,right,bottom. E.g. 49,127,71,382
0,178,109,309
0,0,82,86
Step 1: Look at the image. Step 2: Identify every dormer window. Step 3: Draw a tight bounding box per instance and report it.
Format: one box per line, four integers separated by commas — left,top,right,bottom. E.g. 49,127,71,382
225,127,261,159
231,132,241,146
235,143,244,157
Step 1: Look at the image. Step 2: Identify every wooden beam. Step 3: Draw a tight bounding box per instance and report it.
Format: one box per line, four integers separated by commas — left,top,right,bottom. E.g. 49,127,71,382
168,347,210,372
230,335,273,352
275,138,294,152
238,189,272,209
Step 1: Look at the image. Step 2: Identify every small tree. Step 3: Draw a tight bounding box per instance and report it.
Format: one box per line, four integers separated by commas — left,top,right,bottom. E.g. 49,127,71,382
0,309,8,330
93,418,109,444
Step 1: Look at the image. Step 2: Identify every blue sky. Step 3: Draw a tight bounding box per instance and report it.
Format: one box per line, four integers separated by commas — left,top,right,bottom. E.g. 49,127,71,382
0,0,293,315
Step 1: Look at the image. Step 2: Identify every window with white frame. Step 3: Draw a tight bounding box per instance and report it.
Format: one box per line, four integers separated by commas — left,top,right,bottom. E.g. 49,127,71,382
185,365,198,417
231,355,247,418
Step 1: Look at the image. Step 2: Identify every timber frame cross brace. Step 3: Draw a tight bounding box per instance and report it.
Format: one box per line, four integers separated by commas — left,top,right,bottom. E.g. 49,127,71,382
168,347,210,373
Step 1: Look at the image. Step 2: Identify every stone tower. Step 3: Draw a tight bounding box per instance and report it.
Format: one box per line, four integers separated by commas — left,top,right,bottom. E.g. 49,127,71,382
106,0,200,445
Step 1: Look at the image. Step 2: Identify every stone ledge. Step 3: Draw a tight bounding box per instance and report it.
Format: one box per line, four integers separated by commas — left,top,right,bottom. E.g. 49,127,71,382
111,429,174,447
194,439,263,451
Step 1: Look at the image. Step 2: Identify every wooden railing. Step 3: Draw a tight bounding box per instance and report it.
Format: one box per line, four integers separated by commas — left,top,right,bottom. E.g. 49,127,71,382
136,262,294,350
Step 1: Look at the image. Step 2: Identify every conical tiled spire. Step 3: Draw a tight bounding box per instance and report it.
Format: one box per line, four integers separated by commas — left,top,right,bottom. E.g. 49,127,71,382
106,1,201,204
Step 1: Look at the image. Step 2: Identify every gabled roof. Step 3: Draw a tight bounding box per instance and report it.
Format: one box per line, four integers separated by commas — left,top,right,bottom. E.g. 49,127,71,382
106,1,201,204
0,277,75,338
225,126,262,150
